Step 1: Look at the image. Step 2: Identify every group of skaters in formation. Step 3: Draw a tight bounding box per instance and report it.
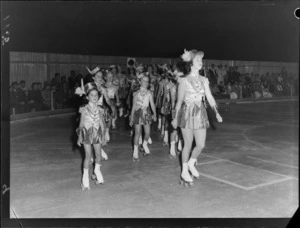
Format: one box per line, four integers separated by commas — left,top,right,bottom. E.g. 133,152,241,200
75,49,223,190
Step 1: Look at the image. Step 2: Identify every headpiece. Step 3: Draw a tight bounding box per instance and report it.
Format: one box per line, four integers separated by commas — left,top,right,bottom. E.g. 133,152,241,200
86,66,101,75
181,49,204,62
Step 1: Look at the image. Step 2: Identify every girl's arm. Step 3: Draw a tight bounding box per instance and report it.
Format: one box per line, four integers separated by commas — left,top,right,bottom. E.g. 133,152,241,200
204,78,223,122
170,86,176,110
171,79,185,128
149,92,157,121
204,78,217,109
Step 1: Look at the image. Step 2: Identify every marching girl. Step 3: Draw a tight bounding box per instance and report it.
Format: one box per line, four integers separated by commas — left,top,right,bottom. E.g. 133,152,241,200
117,67,129,117
160,72,173,146
129,74,157,161
155,68,168,134
171,49,222,186
105,71,121,131
76,82,105,191
91,67,114,159
167,72,181,158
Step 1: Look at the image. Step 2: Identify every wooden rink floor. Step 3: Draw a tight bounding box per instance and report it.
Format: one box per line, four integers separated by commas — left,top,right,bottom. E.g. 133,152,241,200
10,100,298,218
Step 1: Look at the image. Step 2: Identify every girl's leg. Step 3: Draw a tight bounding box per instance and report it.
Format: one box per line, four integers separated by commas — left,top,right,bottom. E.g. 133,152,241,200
163,118,169,145
82,144,93,190
92,143,104,184
142,124,151,155
180,128,194,183
188,129,206,179
169,129,177,157
133,124,142,159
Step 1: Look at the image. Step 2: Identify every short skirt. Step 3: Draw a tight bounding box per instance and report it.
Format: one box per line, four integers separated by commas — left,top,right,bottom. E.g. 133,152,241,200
177,101,209,129
132,106,152,125
76,126,102,145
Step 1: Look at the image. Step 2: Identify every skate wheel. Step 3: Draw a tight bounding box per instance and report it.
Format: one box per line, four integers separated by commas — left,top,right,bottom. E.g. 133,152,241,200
169,155,176,159
95,180,104,185
101,156,108,161
132,157,140,162
81,184,90,191
91,174,96,180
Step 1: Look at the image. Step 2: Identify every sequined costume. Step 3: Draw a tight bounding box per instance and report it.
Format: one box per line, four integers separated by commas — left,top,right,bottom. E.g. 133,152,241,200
177,76,209,129
132,88,152,125
76,103,104,144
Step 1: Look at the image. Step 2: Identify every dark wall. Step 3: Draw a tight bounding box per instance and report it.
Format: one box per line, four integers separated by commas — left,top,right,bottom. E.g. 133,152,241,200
2,1,299,62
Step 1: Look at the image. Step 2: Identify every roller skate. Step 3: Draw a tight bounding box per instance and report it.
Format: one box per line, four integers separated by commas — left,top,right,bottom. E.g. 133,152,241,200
169,141,176,159
81,168,91,191
92,163,104,185
101,149,108,161
142,140,151,157
132,145,140,162
177,140,182,154
188,158,200,180
179,164,194,187
148,137,152,145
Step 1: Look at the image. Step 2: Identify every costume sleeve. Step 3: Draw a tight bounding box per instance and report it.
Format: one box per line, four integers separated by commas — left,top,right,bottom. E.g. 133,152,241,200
79,105,85,114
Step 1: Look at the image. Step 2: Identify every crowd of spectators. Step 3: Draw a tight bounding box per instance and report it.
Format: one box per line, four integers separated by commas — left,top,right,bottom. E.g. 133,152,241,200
10,66,299,115
206,65,299,100
9,71,87,114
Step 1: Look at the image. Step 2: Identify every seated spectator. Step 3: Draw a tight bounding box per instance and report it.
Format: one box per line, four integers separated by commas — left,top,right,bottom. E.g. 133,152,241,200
55,81,71,109
27,83,50,111
217,81,230,99
51,73,62,91
242,83,252,98
36,82,43,91
274,74,284,96
227,82,238,99
208,64,218,87
10,81,20,114
41,84,52,108
261,81,272,98
231,82,241,99
216,64,226,85
251,80,262,98
19,80,29,96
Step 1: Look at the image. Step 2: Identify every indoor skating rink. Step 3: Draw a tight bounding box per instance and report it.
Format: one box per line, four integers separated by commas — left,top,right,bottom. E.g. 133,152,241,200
10,100,299,218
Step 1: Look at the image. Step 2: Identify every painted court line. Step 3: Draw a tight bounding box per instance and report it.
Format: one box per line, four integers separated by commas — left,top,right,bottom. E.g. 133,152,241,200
202,154,298,180
197,172,252,190
247,156,298,169
197,159,224,166
246,177,294,190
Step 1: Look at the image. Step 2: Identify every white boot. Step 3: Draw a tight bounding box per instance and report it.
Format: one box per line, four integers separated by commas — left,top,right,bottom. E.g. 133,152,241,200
142,140,150,156
161,125,165,138
181,163,193,183
169,141,176,157
81,168,90,190
158,116,161,130
119,108,123,117
94,163,104,184
105,129,110,142
163,130,168,145
132,145,139,161
188,158,200,179
148,137,152,144
112,119,117,129
178,140,182,151
101,149,108,160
